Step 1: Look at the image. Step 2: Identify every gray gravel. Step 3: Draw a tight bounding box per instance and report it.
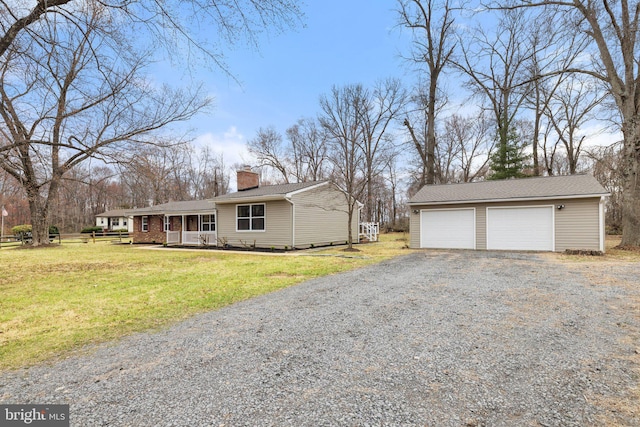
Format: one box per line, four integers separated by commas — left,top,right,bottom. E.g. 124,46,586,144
1,251,639,426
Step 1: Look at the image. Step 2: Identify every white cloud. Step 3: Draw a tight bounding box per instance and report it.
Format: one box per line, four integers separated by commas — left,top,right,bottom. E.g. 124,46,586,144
579,123,622,148
194,126,255,168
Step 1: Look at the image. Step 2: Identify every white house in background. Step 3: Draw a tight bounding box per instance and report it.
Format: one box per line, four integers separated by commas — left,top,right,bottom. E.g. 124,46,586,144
95,209,133,232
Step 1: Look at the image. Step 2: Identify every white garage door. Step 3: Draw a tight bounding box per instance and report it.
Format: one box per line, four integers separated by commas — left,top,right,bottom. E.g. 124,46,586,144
487,206,554,251
420,209,475,249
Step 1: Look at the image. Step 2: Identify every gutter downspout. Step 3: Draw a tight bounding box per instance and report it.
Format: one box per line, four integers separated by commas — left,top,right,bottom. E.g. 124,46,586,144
599,196,606,252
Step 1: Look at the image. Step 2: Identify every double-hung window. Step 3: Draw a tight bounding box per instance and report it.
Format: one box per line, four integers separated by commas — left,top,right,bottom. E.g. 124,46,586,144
164,216,170,232
237,204,265,231
141,216,149,232
202,214,216,231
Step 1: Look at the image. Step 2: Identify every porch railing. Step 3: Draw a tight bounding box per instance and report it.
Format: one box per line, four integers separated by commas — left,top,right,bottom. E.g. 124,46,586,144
182,231,217,246
360,222,379,242
167,231,180,244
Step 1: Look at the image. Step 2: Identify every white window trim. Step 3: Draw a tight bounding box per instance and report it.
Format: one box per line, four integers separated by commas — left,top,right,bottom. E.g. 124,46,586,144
236,203,266,232
141,216,149,232
201,214,216,232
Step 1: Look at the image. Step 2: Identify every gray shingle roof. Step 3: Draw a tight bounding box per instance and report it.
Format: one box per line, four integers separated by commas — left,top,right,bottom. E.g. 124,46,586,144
125,181,328,215
127,200,215,215
213,181,327,202
409,174,608,205
95,209,131,217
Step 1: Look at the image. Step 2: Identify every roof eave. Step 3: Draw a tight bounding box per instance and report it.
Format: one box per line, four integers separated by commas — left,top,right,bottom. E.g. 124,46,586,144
214,194,288,204
408,193,610,206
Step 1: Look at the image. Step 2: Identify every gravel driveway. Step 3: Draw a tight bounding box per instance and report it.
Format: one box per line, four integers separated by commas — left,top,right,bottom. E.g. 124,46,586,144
1,251,639,426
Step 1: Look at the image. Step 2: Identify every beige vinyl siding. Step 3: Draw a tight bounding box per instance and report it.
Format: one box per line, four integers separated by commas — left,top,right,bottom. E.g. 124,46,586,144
554,198,601,251
292,184,357,247
216,200,293,248
410,197,602,251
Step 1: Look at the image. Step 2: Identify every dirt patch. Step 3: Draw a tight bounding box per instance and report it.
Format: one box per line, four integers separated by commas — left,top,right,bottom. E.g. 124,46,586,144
615,244,640,252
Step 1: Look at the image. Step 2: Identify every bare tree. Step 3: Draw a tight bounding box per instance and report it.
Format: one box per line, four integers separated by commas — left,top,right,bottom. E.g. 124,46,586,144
119,145,188,207
319,85,367,249
247,127,290,183
454,6,536,179
443,112,495,182
433,119,460,183
359,78,407,222
286,118,329,182
499,1,640,247
545,74,606,174
385,155,402,229
187,146,230,199
0,1,302,75
0,6,210,245
398,0,457,186
0,0,301,246
585,143,624,233
539,122,561,175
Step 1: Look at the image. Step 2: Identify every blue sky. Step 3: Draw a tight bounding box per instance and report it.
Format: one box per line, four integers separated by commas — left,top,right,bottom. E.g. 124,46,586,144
156,0,616,171
181,1,412,166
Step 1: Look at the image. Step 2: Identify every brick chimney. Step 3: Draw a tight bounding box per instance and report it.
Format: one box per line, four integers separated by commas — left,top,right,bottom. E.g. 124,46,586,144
236,165,259,191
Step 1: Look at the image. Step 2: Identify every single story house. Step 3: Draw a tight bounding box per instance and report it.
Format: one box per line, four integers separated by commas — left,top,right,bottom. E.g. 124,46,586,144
95,209,133,232
128,168,360,249
127,200,217,245
408,174,609,252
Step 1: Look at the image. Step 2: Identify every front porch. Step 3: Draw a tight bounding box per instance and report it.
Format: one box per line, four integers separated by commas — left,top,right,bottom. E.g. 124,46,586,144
165,213,217,246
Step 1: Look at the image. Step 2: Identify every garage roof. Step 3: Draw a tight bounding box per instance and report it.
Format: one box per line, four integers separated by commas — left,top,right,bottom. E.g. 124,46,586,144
409,174,608,205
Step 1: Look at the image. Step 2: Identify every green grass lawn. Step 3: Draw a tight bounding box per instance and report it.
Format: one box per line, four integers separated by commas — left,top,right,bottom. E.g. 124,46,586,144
0,233,410,371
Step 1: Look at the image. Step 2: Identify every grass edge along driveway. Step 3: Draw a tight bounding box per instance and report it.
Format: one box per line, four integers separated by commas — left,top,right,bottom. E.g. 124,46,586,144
0,234,409,371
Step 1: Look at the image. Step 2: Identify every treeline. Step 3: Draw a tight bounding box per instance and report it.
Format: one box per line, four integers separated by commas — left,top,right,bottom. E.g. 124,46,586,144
1,1,636,243
0,144,231,233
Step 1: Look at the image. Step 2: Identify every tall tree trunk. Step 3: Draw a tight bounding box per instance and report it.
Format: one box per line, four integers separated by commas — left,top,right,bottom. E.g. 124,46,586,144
532,114,540,176
620,118,640,246
26,187,50,246
426,78,437,184
367,163,374,222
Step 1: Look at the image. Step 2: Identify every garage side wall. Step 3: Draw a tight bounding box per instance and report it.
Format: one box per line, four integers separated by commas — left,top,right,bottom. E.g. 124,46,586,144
554,198,601,251
410,197,602,251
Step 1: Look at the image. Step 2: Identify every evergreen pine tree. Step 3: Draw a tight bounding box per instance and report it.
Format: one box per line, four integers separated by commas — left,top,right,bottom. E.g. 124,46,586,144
488,126,530,180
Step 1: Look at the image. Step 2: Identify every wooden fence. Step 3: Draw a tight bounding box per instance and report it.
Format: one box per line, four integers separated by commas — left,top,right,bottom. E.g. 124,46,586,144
0,231,131,248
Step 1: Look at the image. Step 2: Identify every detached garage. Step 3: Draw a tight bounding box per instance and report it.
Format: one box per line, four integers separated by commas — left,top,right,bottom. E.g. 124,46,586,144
409,174,609,252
